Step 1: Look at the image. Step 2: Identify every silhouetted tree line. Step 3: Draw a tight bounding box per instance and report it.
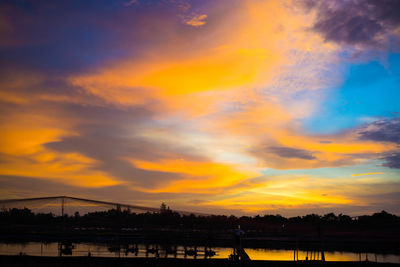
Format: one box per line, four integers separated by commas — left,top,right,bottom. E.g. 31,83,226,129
1,207,399,231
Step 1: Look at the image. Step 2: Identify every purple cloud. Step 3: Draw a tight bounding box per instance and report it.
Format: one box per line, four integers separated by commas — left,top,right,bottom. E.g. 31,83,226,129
358,117,400,168
268,146,316,160
381,152,400,169
303,0,400,47
359,117,400,144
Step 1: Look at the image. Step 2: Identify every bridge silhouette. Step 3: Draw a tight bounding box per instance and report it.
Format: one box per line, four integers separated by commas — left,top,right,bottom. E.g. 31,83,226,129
0,196,208,216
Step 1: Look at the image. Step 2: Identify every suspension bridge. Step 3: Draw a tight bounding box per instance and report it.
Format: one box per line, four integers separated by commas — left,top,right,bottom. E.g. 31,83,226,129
0,196,207,216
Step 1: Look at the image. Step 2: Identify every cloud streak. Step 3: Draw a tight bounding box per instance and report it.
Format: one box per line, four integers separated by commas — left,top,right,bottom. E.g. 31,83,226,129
268,146,316,160
352,172,383,177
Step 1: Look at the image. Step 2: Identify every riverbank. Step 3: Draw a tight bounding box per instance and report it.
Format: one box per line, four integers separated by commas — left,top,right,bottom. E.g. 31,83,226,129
1,230,399,255
1,255,400,267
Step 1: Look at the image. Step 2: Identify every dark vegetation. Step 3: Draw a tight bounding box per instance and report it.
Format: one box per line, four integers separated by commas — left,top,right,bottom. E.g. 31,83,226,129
1,207,399,230
1,207,399,253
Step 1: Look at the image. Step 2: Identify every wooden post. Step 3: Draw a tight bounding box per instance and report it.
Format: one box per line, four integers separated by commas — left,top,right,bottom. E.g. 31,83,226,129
61,197,65,217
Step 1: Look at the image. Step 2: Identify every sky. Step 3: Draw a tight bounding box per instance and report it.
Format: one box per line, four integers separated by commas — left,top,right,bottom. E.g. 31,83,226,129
0,0,399,216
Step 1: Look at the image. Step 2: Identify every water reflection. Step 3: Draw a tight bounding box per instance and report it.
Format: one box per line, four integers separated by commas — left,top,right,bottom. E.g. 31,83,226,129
0,242,399,263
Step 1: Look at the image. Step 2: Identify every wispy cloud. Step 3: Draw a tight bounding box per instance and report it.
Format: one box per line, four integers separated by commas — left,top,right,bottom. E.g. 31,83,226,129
185,14,207,27
352,172,383,177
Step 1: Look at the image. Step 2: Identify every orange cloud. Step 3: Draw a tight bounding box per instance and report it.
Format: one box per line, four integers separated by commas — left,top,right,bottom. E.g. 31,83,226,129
352,172,384,177
185,14,207,27
69,0,332,116
0,109,120,188
198,174,374,213
0,152,119,187
128,158,260,193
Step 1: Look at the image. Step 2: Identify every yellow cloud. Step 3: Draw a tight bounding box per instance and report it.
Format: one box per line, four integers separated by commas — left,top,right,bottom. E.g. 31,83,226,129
128,158,260,193
0,152,119,187
200,175,361,213
70,0,328,115
185,14,207,27
67,0,347,173
352,172,384,177
0,112,119,188
70,46,281,107
203,190,352,213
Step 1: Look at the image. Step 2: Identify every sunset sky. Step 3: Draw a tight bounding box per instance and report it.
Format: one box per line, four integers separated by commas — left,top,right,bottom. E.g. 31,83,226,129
1,0,399,216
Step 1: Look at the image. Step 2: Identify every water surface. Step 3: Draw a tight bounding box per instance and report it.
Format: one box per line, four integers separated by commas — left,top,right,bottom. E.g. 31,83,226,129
0,242,399,263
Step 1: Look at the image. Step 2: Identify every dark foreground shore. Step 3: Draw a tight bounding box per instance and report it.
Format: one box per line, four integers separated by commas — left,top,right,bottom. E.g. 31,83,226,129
1,256,400,267
2,208,400,254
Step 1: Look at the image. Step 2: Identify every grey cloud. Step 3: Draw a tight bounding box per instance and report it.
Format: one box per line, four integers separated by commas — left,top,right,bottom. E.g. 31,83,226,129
358,117,400,168
302,0,400,47
381,152,400,169
268,146,316,160
359,117,400,144
319,140,332,144
43,103,206,188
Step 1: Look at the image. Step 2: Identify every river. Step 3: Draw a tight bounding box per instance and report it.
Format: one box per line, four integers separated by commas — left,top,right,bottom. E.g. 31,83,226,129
0,242,399,263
